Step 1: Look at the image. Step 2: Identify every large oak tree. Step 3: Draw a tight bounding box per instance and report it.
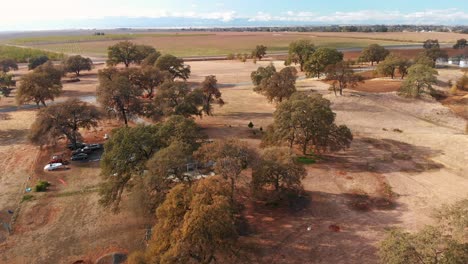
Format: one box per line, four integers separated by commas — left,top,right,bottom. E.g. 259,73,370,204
29,99,101,148
16,61,63,107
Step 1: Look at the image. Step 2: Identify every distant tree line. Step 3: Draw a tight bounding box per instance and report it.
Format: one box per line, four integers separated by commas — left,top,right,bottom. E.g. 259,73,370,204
184,25,468,34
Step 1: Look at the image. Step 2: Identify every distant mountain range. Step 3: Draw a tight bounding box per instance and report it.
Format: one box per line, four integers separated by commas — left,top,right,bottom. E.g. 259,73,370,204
3,16,468,31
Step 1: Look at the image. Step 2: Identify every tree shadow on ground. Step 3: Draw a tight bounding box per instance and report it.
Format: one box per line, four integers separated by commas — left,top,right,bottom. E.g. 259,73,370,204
321,137,444,174
0,129,28,146
241,190,406,264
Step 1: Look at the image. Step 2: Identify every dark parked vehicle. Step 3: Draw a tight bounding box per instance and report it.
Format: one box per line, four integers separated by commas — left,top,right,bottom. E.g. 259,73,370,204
67,142,87,150
72,148,92,155
71,153,88,161
82,144,103,152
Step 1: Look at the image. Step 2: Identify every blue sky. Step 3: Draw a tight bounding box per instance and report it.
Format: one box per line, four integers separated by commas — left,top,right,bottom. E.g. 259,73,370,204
1,0,468,30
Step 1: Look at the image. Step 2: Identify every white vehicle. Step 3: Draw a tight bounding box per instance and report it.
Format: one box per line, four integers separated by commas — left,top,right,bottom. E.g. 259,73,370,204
44,163,64,171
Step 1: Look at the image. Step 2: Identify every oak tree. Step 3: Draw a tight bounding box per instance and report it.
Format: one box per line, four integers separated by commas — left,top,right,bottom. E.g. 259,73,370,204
0,58,18,72
153,80,203,118
198,75,224,115
263,93,353,154
285,39,315,71
195,138,255,201
252,147,306,199
29,99,101,148
359,44,389,65
304,47,343,78
252,45,267,60
325,61,364,96
64,55,93,76
28,55,49,70
133,176,239,264
107,41,156,67
155,54,191,80
399,64,438,98
97,67,143,125
255,67,298,103
16,61,63,107
251,63,276,86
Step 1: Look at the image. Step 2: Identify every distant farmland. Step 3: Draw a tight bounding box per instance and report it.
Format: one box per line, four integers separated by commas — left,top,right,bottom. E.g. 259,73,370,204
2,31,466,58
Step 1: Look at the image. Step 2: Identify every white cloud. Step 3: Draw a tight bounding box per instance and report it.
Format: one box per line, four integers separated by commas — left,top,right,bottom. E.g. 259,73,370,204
247,9,468,24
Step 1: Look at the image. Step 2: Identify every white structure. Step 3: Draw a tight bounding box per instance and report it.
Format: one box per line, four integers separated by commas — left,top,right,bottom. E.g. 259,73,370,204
460,60,468,68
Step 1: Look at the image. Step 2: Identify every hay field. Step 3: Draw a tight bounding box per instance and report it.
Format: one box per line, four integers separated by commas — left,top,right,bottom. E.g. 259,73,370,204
3,31,420,57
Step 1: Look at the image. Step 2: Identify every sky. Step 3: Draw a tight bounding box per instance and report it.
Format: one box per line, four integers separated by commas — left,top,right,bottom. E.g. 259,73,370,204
1,0,468,31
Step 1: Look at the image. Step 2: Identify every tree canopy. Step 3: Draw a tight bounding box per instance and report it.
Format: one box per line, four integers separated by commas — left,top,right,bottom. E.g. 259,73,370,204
155,54,191,80
304,47,343,78
153,81,203,118
422,39,448,66
252,45,267,60
251,63,276,86
453,38,467,49
285,39,315,71
0,58,18,72
254,66,298,103
195,138,255,201
263,93,353,154
107,41,156,67
379,199,468,264
28,55,49,70
29,99,101,148
358,44,389,65
64,55,93,76
129,176,239,264
96,67,143,125
126,66,170,98
252,147,306,200
16,61,63,107
99,116,204,211
199,75,224,115
399,64,438,98
376,53,411,79
325,61,364,96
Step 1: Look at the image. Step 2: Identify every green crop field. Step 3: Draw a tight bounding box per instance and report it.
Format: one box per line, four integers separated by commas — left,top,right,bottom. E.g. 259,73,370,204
0,44,64,62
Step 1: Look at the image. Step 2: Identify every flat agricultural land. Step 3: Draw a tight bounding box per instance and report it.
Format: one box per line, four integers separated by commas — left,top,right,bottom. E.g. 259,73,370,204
1,56,467,263
4,31,467,58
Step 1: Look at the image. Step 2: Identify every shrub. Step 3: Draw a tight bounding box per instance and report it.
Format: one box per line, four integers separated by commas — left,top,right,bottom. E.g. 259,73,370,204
297,156,316,164
35,180,50,192
21,194,34,202
248,121,254,129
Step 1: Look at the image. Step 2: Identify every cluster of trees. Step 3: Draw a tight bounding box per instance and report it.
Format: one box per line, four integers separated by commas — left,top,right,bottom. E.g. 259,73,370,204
0,59,17,98
379,199,468,264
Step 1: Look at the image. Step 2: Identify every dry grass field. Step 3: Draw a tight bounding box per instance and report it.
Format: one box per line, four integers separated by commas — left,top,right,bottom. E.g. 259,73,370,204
7,31,468,58
1,47,467,263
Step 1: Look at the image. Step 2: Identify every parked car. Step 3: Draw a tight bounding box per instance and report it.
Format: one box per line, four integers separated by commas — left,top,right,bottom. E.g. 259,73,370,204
72,148,92,155
71,153,88,161
82,143,103,152
44,163,64,171
67,142,87,150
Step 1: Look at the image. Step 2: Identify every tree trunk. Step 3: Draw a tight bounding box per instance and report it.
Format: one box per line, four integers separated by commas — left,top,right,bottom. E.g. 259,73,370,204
121,108,128,126
302,141,308,155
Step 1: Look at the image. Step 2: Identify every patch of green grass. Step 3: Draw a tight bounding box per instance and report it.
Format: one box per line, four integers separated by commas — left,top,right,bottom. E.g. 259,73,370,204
297,156,316,165
35,180,50,192
21,194,34,202
0,45,65,62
